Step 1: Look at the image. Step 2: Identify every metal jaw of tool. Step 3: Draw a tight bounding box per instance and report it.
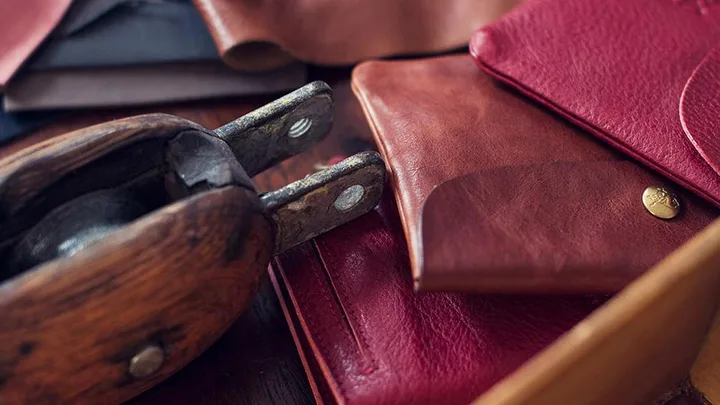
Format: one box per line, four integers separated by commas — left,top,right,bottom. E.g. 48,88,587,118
166,80,386,254
213,80,386,254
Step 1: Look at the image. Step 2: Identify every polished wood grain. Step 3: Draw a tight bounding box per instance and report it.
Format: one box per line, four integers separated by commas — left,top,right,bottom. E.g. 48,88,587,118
472,218,720,405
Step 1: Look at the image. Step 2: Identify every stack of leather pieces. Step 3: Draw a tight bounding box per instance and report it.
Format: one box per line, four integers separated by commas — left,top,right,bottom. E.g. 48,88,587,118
269,52,720,404
0,0,522,143
269,0,720,402
3,0,307,112
0,0,71,92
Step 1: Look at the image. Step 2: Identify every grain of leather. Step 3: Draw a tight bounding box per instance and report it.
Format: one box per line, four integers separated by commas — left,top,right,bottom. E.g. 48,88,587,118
270,194,605,405
191,0,522,71
470,0,720,207
422,162,716,293
351,54,718,293
0,0,72,90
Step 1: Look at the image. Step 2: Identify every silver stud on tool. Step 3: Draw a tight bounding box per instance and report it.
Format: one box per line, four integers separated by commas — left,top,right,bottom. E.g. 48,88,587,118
334,185,365,212
128,345,165,378
288,117,312,138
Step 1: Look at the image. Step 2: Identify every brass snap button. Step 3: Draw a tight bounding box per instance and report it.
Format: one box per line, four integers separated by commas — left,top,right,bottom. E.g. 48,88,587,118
642,185,681,219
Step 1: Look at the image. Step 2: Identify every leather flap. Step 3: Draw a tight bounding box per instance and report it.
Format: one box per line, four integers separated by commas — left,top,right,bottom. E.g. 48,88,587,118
680,42,720,178
419,161,716,293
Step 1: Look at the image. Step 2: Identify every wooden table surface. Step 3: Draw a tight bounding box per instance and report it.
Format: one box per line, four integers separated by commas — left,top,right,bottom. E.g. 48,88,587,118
0,67,374,405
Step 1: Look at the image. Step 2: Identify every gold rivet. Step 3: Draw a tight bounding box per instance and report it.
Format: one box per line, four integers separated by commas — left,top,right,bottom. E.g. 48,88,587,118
642,185,681,219
128,345,164,378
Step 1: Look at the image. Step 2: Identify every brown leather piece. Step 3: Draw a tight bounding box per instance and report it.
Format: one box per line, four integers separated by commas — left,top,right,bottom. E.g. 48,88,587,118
422,162,716,293
0,0,73,90
192,0,522,71
352,54,718,293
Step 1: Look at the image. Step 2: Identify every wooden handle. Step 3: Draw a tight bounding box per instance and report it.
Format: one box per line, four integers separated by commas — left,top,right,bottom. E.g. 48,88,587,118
0,186,273,405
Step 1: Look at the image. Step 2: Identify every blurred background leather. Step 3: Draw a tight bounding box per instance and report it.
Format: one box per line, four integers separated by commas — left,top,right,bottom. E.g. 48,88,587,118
26,0,218,70
0,0,72,90
192,0,523,70
352,54,718,293
4,0,307,111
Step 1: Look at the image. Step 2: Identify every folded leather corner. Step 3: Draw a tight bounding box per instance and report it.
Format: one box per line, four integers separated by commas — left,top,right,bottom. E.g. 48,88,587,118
194,0,525,68
419,161,717,294
469,28,498,62
680,42,720,178
191,0,292,71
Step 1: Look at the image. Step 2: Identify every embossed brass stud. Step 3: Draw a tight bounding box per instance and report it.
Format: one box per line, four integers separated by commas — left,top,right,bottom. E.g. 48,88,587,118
642,185,681,219
128,345,165,378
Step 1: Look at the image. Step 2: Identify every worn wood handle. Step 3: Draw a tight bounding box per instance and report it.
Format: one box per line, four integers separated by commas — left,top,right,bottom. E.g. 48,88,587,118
0,186,273,405
0,114,275,405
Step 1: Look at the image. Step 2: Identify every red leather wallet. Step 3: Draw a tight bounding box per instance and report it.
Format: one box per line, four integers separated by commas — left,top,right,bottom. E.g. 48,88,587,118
352,54,717,293
269,194,605,405
470,0,720,208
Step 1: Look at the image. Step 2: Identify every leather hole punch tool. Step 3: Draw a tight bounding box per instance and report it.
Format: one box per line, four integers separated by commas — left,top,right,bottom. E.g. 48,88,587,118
0,81,386,405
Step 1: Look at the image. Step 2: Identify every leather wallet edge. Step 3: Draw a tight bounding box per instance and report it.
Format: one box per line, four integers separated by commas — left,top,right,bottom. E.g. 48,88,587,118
470,29,720,209
268,256,340,405
351,63,426,289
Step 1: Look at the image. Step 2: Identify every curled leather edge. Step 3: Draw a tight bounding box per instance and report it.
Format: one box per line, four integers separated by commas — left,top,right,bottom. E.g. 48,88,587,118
680,42,720,179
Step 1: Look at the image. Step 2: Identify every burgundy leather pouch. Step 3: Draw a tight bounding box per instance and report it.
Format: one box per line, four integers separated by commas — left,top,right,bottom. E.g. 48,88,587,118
269,194,604,405
352,55,717,293
470,0,720,207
